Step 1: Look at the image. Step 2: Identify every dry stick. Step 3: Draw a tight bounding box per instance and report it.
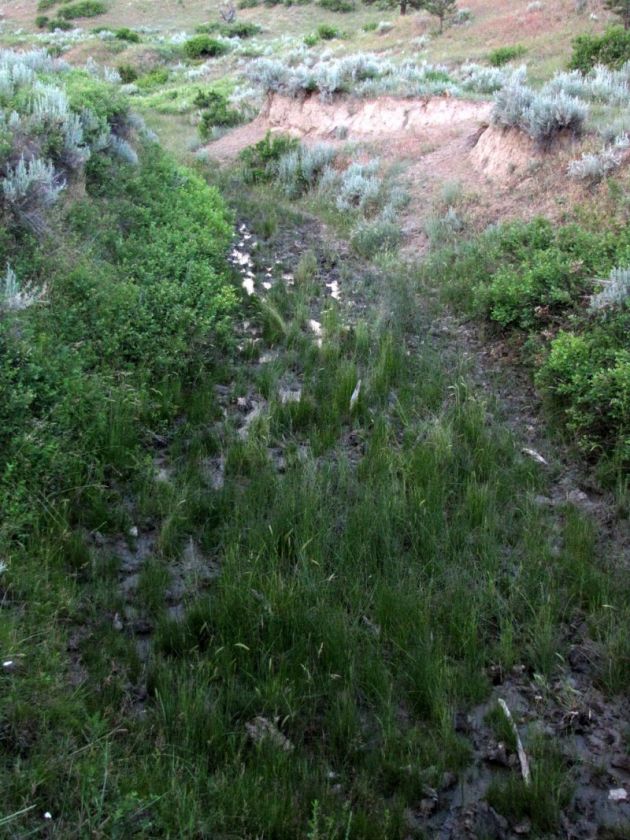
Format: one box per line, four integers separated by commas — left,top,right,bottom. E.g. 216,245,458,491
498,698,531,786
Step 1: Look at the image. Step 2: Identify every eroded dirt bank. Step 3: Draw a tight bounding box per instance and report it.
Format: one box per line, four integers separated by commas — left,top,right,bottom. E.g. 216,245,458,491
207,93,594,250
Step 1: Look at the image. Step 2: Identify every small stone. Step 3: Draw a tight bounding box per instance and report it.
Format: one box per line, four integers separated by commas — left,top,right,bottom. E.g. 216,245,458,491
514,818,531,834
567,489,589,505
112,613,124,632
608,788,628,802
128,526,139,539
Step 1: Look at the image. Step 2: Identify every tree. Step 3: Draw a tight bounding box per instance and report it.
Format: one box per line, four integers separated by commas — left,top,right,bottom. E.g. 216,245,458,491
421,0,457,31
605,0,630,29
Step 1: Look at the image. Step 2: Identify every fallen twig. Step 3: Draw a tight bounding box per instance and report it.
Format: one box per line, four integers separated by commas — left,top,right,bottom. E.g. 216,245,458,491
498,698,531,786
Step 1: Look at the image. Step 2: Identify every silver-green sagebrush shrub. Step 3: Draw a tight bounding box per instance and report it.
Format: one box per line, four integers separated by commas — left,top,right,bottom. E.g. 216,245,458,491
568,134,629,181
590,266,630,309
275,143,337,196
493,83,588,144
335,160,382,212
246,54,576,101
543,63,630,105
3,156,64,209
0,264,46,311
459,62,526,94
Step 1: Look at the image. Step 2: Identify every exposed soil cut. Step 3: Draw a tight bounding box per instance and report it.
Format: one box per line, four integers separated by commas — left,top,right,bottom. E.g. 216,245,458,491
208,92,604,251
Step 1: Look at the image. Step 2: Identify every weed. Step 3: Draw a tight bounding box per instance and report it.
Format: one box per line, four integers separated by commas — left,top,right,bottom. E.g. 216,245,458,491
184,35,230,59
487,737,573,832
488,45,528,66
57,1,107,20
570,27,630,72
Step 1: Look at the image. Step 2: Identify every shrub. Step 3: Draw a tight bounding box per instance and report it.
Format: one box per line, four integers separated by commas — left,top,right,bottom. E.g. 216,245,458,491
363,21,378,31
135,67,170,89
488,45,527,67
195,21,261,37
48,17,72,30
335,160,382,212
115,27,140,43
589,266,630,309
275,142,337,196
537,319,630,464
317,24,341,39
239,132,300,182
35,14,50,28
183,35,230,59
3,156,65,227
117,63,138,83
57,1,107,20
567,134,629,181
493,83,587,144
459,62,526,94
195,90,242,138
304,33,319,47
319,0,355,9
569,27,630,72
453,7,472,23
543,65,630,106
351,219,401,258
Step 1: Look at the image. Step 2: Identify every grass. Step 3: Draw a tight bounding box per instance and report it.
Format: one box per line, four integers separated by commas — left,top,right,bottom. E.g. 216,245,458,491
1,0,629,835
2,161,628,835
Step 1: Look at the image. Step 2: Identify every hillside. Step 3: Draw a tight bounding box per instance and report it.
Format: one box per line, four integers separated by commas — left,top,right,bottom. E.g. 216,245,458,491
0,0,629,837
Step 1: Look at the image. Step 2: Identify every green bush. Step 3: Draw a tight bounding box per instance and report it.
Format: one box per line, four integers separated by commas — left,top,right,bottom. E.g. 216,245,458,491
35,13,50,27
115,26,140,42
363,21,378,31
304,32,319,46
135,67,170,89
48,17,72,29
317,23,341,39
37,0,57,9
184,35,231,59
537,314,630,465
195,90,242,138
351,219,401,258
57,1,107,20
425,216,630,467
320,0,355,10
488,45,527,66
196,21,261,37
239,132,300,182
117,63,138,83
569,26,630,72
1,143,235,543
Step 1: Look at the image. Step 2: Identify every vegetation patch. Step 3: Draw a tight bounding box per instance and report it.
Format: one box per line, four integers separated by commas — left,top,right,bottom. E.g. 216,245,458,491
184,35,231,59
488,44,527,67
57,0,107,20
195,89,243,137
425,217,630,469
569,26,630,72
195,21,262,38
